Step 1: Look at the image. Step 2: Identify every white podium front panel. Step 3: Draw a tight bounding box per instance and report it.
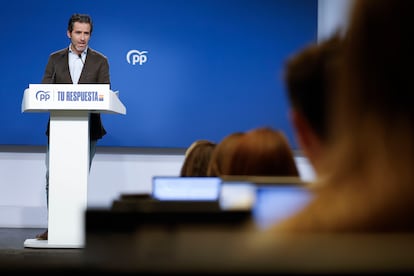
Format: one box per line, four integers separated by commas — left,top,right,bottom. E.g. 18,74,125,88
48,110,89,247
22,84,126,115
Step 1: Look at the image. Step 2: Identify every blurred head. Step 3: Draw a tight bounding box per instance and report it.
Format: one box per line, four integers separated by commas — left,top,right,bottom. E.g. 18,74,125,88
227,127,299,177
180,140,216,177
207,132,244,177
284,34,342,173
285,34,341,142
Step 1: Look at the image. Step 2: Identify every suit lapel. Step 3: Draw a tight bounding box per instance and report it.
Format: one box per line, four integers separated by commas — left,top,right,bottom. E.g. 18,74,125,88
55,49,72,83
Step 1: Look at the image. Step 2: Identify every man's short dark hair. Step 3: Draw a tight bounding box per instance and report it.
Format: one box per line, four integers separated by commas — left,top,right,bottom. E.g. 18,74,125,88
67,13,93,34
284,34,342,141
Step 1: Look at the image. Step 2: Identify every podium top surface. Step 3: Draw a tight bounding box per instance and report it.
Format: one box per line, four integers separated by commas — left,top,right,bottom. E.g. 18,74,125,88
22,84,126,115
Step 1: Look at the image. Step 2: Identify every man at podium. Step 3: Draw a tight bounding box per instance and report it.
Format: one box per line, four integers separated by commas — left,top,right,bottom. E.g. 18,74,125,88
35,13,111,240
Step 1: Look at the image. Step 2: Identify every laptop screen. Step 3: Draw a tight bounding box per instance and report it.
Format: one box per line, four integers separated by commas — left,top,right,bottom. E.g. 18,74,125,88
152,176,221,201
219,176,312,229
253,185,312,230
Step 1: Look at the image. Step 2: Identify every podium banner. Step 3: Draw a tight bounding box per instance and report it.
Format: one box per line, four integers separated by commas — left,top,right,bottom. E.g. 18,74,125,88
22,84,126,114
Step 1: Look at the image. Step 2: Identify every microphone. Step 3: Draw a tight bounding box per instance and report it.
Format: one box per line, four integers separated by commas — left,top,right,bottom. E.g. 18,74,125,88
78,54,84,65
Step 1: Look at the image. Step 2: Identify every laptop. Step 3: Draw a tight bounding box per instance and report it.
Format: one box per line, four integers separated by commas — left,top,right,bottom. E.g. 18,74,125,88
253,185,312,229
152,176,221,201
219,176,312,229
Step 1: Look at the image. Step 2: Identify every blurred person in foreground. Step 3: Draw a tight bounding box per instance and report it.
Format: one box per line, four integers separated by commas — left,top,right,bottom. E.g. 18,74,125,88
284,34,342,177
272,0,414,232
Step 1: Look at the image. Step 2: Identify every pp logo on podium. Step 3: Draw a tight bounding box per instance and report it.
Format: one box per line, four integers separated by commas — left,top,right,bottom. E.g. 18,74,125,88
126,50,148,65
36,90,51,101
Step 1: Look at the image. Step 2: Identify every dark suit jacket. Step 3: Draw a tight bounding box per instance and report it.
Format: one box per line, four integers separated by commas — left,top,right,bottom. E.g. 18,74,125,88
42,47,110,140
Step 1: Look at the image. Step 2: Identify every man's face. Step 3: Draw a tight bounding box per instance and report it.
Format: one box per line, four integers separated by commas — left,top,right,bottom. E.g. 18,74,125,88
67,22,91,55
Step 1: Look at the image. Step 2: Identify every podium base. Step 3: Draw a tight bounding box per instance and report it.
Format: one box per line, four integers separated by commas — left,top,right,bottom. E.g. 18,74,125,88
23,238,83,249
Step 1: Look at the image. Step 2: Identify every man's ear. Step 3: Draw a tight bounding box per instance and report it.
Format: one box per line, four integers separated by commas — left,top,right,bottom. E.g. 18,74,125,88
290,109,322,170
67,30,71,39
290,109,312,152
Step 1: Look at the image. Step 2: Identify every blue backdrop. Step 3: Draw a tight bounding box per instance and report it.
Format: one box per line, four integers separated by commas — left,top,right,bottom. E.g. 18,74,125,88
1,0,317,149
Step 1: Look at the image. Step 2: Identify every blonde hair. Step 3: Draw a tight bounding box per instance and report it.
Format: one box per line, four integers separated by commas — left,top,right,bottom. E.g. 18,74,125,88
180,140,216,177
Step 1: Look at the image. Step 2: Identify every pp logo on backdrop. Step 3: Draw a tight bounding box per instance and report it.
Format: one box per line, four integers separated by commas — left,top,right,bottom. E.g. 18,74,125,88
126,50,148,65
36,90,50,101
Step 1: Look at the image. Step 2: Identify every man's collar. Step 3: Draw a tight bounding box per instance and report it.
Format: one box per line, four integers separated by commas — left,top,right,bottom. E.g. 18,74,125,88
68,44,88,56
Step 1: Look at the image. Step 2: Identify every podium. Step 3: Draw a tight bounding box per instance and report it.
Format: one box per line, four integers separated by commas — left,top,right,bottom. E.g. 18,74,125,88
21,84,126,248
